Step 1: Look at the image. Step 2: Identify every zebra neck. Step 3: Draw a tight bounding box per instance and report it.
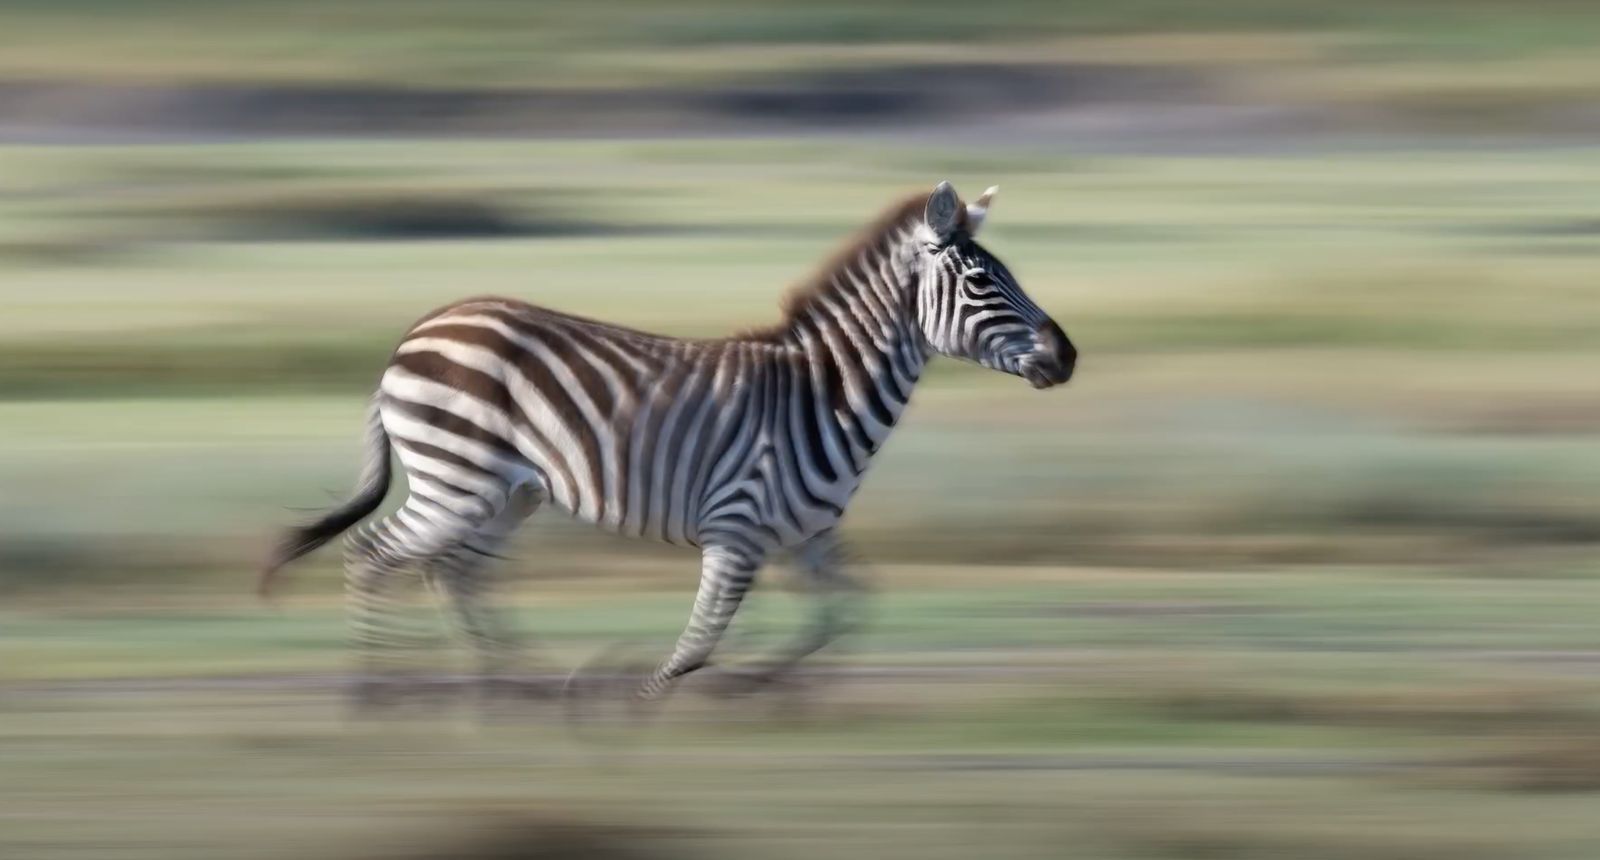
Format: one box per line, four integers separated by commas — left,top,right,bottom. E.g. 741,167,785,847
779,232,931,461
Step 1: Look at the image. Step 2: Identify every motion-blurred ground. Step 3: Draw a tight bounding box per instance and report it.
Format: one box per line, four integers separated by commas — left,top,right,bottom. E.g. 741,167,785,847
4,2,1600,859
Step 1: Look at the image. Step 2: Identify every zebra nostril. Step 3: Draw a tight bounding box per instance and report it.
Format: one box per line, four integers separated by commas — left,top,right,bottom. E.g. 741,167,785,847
1037,322,1069,358
1035,321,1075,383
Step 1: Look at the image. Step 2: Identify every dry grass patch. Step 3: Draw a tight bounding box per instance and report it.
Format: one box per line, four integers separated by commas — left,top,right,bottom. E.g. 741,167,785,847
349,813,697,860
1105,817,1507,860
1443,736,1600,793
1139,681,1592,734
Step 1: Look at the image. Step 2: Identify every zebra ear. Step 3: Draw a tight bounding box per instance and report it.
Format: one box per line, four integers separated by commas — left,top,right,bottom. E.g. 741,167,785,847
924,181,961,240
966,186,998,235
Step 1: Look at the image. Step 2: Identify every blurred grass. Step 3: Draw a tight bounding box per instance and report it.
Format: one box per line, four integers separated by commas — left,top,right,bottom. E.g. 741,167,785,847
3,4,1600,859
1,140,1598,575
2,140,1599,398
10,566,1600,858
4,0,1600,86
15,566,1600,679
0,0,1597,139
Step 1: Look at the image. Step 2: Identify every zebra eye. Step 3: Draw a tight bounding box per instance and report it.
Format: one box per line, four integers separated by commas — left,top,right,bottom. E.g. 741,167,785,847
966,272,996,288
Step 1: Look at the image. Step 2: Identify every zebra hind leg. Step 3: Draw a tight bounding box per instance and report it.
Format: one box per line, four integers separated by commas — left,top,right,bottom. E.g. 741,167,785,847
424,483,543,715
342,492,505,716
342,526,418,715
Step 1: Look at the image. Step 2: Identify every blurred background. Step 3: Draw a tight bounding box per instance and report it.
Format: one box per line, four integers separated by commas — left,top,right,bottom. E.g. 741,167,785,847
5,1,1600,858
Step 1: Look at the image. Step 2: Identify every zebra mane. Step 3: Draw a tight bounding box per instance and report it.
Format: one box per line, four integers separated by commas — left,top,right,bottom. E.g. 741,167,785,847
743,189,965,342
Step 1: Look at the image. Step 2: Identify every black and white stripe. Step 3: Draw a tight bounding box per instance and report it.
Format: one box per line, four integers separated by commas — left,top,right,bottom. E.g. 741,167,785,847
262,181,1076,700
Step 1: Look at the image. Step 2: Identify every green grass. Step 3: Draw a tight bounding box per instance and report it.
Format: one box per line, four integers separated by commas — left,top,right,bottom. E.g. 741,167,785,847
3,0,1600,88
14,567,1600,680
9,569,1600,859
3,140,1599,400
3,7,1600,857
1,141,1599,574
1,132,1598,857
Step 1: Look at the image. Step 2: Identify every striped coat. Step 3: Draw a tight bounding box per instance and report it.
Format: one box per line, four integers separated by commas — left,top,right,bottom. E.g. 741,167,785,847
263,182,1075,700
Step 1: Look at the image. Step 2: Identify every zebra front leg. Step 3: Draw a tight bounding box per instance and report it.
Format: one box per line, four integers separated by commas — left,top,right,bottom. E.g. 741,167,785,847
710,530,871,697
636,545,763,702
772,530,871,673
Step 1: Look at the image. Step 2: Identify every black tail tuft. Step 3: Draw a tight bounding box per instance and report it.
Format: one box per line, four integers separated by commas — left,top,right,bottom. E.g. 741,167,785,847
258,398,391,600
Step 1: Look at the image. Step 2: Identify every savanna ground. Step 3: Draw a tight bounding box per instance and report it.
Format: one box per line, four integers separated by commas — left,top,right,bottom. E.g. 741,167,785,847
5,137,1600,860
6,2,1600,858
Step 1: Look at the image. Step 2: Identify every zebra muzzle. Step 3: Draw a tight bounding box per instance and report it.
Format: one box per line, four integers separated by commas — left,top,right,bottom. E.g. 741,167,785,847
1024,321,1076,388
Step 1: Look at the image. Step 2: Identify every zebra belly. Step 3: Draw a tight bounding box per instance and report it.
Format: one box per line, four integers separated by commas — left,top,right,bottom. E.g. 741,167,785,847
693,448,861,551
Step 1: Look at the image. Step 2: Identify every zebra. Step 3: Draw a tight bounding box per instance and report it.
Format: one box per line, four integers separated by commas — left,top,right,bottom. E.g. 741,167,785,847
260,181,1076,705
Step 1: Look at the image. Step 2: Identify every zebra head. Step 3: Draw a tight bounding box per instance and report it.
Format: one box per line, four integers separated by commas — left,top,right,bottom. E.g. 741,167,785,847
913,181,1076,389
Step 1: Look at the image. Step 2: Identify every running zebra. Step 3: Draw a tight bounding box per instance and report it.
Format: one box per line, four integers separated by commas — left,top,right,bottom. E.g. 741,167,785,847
261,181,1076,703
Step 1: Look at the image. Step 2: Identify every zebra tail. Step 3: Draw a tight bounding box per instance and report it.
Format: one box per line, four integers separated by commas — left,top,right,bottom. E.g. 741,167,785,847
257,397,392,600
